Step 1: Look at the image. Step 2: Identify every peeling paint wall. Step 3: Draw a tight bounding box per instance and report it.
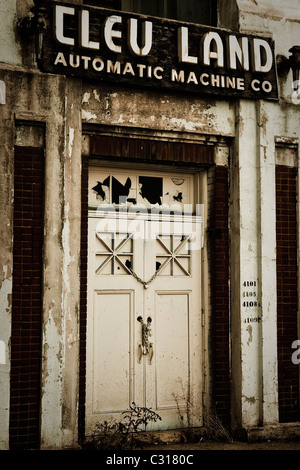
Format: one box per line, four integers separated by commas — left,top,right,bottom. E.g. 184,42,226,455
0,265,12,449
81,86,236,137
0,67,82,449
0,0,22,65
0,65,16,449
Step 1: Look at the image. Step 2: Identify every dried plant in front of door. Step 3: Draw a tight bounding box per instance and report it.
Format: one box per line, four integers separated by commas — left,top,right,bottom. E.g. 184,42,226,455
84,402,162,450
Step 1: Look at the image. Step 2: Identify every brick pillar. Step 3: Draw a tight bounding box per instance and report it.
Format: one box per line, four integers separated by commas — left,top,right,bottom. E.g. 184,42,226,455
210,165,230,424
9,146,44,449
276,165,299,422
79,155,88,443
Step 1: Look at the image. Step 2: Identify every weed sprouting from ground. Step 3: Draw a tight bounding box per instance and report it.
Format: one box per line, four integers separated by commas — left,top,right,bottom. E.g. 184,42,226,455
202,412,233,443
172,387,233,444
84,402,162,450
122,402,162,434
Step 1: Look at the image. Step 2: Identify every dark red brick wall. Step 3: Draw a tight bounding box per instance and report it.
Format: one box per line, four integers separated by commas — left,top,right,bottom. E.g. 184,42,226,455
9,146,44,449
209,165,230,424
79,156,88,443
276,165,299,423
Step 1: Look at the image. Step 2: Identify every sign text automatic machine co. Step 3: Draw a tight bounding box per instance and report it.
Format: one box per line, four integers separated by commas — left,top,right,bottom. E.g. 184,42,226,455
40,3,279,100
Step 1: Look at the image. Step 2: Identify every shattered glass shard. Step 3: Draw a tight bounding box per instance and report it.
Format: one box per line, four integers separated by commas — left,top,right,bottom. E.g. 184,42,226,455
111,176,132,204
139,176,163,205
173,191,183,202
92,176,110,200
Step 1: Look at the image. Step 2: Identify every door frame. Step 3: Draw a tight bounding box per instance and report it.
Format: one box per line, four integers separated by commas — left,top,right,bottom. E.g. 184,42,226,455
79,130,228,442
84,161,209,436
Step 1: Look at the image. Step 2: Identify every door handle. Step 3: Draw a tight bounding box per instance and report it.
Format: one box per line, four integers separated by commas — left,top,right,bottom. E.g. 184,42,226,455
148,343,154,365
137,341,143,363
137,316,153,362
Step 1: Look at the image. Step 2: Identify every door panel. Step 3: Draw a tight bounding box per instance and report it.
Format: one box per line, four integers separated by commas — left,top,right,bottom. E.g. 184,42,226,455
91,290,133,414
86,216,144,433
86,167,203,436
144,219,202,430
155,292,190,410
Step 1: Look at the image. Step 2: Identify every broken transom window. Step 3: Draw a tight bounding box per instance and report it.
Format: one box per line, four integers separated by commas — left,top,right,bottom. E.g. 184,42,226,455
89,171,191,211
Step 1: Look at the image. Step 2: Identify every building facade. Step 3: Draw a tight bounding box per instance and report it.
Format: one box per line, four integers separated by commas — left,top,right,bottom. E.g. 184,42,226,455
0,0,300,450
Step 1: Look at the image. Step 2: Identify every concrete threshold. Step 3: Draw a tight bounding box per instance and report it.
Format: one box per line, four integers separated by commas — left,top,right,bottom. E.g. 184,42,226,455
132,427,229,446
136,423,300,447
246,422,300,442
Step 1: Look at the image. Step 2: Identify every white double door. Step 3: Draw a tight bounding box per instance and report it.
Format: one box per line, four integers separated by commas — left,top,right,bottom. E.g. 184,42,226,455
86,211,203,435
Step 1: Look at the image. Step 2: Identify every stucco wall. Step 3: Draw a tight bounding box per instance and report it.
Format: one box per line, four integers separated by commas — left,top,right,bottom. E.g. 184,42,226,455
0,66,82,449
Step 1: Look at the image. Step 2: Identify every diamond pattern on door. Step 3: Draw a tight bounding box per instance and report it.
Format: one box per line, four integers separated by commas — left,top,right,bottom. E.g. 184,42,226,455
156,234,191,276
95,232,133,275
